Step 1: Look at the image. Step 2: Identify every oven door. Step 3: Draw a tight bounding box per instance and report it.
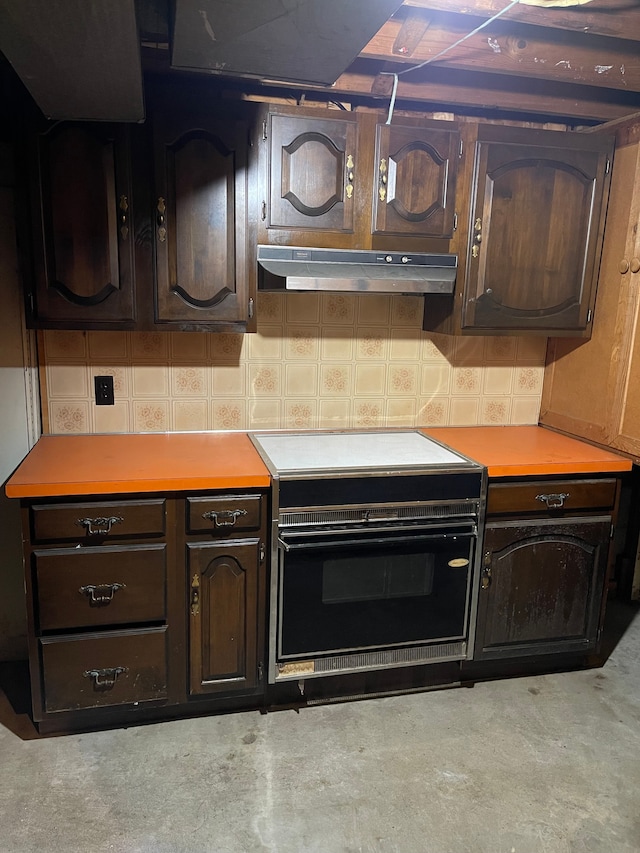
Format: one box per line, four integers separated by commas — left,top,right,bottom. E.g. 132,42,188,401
276,522,476,666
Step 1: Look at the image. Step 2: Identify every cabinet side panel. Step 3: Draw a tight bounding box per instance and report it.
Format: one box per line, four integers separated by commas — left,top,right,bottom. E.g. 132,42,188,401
540,141,640,440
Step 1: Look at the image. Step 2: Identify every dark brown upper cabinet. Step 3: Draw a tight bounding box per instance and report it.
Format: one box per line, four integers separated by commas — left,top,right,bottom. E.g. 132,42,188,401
260,106,460,251
424,123,614,337
26,121,136,328
23,80,257,333
150,95,253,331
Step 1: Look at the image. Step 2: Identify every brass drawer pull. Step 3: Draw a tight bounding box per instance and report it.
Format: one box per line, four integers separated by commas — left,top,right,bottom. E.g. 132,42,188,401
79,582,126,607
535,492,570,509
83,666,128,691
75,516,124,535
201,508,248,527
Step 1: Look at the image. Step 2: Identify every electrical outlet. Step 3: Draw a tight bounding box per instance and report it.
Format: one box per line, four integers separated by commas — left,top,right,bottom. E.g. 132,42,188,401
94,375,115,406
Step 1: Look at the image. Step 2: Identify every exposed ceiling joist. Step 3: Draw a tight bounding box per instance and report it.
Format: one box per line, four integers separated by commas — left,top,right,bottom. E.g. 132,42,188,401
402,0,640,41
361,10,640,92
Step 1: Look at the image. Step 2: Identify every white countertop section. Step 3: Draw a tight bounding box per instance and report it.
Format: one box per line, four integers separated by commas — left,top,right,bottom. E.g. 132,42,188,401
252,430,473,472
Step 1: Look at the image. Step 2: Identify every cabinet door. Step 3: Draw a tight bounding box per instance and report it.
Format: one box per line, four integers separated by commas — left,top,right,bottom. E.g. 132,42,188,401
267,112,358,234
463,125,612,333
152,107,250,327
372,122,459,239
187,540,263,695
29,122,135,326
474,517,610,661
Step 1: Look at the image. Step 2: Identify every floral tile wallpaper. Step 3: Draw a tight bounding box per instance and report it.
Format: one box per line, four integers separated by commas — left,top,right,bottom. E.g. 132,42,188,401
41,293,546,434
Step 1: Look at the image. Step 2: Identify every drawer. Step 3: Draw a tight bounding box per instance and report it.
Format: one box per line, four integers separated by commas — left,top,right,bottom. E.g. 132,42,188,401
30,498,166,543
40,627,167,713
487,478,617,516
34,544,166,631
187,494,262,535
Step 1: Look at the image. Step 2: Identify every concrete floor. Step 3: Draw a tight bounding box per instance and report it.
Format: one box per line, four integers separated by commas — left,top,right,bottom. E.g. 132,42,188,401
1,603,639,853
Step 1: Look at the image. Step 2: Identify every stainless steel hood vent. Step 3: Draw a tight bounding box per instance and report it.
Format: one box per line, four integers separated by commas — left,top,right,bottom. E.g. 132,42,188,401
257,246,458,295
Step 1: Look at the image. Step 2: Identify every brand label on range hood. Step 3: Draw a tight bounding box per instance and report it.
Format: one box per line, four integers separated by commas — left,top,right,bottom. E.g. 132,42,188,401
257,245,458,294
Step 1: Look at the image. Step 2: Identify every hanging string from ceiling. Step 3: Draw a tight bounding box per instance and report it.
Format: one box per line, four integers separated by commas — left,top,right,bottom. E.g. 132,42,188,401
383,0,522,124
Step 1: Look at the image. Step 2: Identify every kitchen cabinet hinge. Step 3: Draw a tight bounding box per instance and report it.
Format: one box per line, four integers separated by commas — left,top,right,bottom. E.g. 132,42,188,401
259,541,266,562
610,523,615,539
261,201,267,221
262,120,268,141
258,661,264,682
605,158,611,174
453,212,458,232
27,292,34,314
248,298,254,319
459,139,464,158
587,308,593,323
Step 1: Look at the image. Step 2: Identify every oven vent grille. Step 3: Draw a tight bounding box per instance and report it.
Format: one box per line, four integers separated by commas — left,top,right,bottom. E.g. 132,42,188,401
313,641,466,673
280,502,478,527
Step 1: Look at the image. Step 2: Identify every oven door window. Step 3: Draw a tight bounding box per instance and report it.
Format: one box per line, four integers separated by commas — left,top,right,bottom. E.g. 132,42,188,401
278,529,474,659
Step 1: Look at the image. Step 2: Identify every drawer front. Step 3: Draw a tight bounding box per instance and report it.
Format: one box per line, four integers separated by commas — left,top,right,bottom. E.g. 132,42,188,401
40,627,167,713
34,544,166,631
487,479,617,516
31,498,166,543
187,494,262,535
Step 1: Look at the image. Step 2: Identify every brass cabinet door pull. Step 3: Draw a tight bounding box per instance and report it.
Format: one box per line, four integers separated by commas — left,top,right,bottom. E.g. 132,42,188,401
535,492,570,509
190,573,200,616
481,551,492,590
379,158,387,202
157,197,167,242
79,582,126,606
83,666,128,691
201,508,248,527
119,194,129,241
346,153,355,200
75,516,123,536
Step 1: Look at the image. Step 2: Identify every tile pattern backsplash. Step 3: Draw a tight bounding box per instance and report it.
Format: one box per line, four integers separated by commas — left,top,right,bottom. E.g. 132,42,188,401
41,293,545,434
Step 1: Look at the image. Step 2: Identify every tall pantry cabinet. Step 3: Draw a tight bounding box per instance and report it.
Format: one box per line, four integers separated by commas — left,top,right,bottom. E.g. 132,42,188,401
540,117,640,600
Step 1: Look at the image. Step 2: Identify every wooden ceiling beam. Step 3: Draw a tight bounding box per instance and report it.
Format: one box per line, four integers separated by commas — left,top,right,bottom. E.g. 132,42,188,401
362,11,640,92
402,0,640,42
325,60,640,123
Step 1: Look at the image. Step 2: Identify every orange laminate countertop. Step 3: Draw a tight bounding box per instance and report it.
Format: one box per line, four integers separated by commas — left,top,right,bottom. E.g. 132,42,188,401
5,433,271,498
423,426,632,478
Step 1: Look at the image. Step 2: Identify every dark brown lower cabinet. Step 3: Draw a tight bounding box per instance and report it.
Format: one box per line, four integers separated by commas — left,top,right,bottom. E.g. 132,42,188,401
20,489,268,734
474,516,611,661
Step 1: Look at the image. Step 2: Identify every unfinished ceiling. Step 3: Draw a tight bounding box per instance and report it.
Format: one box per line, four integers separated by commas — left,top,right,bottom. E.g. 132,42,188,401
3,0,640,125
137,0,640,125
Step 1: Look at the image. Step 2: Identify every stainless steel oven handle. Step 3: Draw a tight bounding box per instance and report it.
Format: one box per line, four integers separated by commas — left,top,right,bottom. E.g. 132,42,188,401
278,531,475,552
279,521,477,540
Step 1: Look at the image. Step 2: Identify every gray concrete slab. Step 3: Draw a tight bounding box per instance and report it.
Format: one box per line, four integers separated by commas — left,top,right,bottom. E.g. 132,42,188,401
1,602,639,853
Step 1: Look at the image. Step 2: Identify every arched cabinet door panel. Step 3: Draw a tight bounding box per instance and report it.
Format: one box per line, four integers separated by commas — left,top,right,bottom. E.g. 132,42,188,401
187,540,261,695
152,105,250,328
462,124,612,334
29,121,135,326
267,112,358,233
372,122,459,239
474,517,610,661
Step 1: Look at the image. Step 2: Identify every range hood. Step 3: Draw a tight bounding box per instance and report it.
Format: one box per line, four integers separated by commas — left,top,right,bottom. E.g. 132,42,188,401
257,246,458,295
